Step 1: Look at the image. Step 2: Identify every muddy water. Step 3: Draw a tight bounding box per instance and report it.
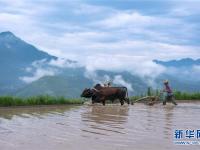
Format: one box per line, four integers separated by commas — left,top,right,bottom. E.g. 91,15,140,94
0,102,200,150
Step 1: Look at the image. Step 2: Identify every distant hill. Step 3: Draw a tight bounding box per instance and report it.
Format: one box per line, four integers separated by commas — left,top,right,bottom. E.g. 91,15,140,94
153,58,200,67
15,74,93,98
154,58,200,92
0,31,56,94
15,67,92,98
0,31,199,97
15,69,147,98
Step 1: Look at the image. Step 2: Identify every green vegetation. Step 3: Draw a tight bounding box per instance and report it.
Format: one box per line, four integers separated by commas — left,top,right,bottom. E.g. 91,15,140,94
147,87,152,96
146,87,200,100
0,95,84,107
0,88,200,107
130,88,200,103
174,91,200,100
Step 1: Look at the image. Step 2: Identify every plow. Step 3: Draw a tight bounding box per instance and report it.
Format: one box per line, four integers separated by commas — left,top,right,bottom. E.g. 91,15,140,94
134,92,165,106
134,96,161,106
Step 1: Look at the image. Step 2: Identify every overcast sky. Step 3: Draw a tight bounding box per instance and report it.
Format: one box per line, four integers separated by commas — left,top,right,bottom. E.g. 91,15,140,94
1,0,200,81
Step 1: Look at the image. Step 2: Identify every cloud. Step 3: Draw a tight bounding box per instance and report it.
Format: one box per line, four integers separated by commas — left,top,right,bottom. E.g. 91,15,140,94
83,54,166,77
92,11,174,29
19,59,57,83
84,72,134,92
81,54,166,87
84,70,111,85
113,75,134,92
1,0,200,85
19,57,81,83
169,0,200,17
193,65,200,72
84,71,134,92
72,3,115,15
1,0,199,59
19,68,56,83
48,58,79,68
161,63,200,83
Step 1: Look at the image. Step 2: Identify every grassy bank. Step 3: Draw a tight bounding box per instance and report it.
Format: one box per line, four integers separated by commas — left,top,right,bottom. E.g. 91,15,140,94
174,91,200,100
0,95,84,107
130,91,200,103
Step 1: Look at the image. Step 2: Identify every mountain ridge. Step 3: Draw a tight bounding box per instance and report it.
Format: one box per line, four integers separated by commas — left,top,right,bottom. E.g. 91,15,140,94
0,31,199,97
153,58,200,67
0,31,57,94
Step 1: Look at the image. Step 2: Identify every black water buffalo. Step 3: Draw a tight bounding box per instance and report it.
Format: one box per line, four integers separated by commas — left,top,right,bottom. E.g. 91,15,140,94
81,84,129,105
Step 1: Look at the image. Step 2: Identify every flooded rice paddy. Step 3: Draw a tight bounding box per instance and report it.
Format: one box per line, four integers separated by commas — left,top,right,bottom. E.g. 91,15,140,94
0,102,200,150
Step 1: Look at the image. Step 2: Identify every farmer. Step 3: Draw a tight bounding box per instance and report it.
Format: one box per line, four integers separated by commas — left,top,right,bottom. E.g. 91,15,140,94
162,80,177,105
107,82,111,87
104,81,111,87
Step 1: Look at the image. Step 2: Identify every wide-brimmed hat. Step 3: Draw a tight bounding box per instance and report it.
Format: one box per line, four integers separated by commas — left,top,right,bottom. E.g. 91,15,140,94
163,80,169,84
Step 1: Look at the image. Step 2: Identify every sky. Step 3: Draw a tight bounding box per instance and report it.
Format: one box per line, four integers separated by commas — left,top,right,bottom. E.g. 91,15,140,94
0,0,200,84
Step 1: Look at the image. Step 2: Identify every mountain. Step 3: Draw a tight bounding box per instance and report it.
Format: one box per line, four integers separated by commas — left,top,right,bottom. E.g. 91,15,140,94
0,31,56,62
0,31,148,97
15,68,148,98
154,58,200,92
0,31,199,98
0,31,56,94
153,58,200,67
15,75,93,98
156,74,200,92
15,68,93,98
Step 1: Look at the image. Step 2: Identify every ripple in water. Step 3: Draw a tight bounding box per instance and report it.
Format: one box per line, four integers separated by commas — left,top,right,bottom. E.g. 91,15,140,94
0,103,200,150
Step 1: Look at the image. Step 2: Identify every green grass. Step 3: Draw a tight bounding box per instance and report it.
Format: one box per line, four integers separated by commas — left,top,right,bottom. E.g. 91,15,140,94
0,95,84,107
130,91,200,103
1,91,200,107
174,91,200,100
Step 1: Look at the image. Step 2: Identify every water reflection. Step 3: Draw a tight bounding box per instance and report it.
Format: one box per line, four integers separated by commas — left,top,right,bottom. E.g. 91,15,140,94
0,105,77,120
81,105,129,136
163,106,175,139
83,105,128,124
0,103,200,150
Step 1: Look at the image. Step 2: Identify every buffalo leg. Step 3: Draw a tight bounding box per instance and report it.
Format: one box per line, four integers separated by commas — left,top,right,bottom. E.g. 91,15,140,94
100,97,106,106
163,100,167,105
102,100,105,106
92,95,96,104
120,99,124,106
125,98,130,105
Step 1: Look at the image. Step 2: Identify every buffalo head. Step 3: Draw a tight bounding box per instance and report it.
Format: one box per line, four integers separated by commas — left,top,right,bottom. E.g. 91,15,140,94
81,88,94,98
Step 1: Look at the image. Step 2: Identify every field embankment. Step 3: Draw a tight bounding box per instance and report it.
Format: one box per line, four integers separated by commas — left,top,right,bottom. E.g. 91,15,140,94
130,91,200,103
173,91,200,100
0,95,83,107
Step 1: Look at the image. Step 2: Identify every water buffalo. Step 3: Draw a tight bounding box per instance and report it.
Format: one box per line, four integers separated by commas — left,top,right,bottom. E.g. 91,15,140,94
81,85,130,106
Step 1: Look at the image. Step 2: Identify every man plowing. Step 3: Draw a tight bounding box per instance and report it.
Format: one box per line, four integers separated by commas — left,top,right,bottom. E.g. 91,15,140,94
162,80,177,105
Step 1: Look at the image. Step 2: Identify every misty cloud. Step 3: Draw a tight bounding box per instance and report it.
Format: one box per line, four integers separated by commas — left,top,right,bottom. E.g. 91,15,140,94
84,70,111,85
82,54,166,84
19,68,56,83
19,59,58,83
19,57,82,83
2,0,199,86
113,75,134,92
48,58,80,68
166,65,200,82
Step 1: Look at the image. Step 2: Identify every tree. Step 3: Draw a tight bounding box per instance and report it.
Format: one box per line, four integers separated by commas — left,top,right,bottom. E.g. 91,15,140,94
147,87,152,96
